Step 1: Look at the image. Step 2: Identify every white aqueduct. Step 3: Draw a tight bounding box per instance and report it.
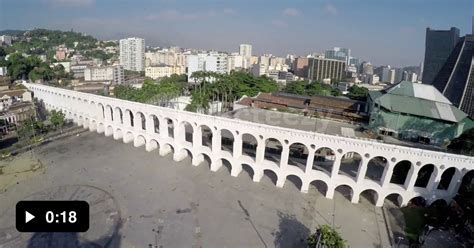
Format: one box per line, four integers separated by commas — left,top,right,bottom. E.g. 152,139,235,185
25,83,474,207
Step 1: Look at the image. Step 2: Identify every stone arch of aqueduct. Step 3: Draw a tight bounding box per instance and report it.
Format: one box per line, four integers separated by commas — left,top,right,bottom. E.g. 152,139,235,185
24,83,474,207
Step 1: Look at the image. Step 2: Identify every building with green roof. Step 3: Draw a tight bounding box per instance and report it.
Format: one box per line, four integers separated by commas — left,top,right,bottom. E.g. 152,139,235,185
368,81,474,145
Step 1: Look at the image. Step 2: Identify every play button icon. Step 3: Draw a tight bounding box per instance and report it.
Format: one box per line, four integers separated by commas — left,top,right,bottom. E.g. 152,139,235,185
25,211,35,223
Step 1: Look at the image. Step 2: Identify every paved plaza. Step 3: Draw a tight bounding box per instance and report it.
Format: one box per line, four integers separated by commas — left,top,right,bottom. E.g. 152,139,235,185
0,131,391,247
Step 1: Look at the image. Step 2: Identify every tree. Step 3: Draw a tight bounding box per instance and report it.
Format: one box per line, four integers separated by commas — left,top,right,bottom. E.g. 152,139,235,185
283,81,306,95
305,82,332,96
347,85,369,101
447,128,474,156
50,110,66,132
0,47,6,57
307,225,345,248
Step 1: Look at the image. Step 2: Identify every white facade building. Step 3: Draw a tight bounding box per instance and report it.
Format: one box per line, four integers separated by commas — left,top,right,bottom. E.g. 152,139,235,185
187,52,228,82
0,35,12,46
145,66,186,79
84,65,124,85
0,67,7,76
227,53,244,72
364,74,380,85
120,37,145,72
251,63,267,77
388,69,396,84
239,44,252,57
239,44,252,69
408,72,418,82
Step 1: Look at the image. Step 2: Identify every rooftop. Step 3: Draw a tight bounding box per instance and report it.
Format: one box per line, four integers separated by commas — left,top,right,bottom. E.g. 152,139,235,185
0,89,27,98
371,81,467,123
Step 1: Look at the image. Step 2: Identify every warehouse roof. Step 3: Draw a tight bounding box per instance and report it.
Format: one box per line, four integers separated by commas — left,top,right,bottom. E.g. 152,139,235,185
372,81,467,123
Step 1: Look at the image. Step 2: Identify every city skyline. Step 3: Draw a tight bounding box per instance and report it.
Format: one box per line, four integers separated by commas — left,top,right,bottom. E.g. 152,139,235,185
0,0,472,67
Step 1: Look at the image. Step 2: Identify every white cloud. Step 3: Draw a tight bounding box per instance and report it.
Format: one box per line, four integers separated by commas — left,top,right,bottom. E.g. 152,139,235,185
282,8,299,16
271,20,288,28
323,4,338,16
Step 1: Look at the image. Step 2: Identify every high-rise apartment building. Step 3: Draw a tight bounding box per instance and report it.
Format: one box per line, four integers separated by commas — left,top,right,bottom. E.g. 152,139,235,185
292,57,309,78
119,37,145,72
187,52,228,82
239,44,252,69
360,61,374,75
307,57,346,82
227,53,244,72
422,27,460,85
239,44,252,57
432,35,474,118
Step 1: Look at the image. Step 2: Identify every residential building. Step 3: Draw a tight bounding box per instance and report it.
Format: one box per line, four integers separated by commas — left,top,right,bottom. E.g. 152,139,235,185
145,65,186,79
145,50,176,66
363,74,380,85
407,72,418,82
52,61,71,73
0,35,12,46
349,57,360,67
251,63,267,77
175,52,190,67
0,90,32,111
432,35,474,118
0,103,35,127
55,46,68,61
374,65,396,84
84,65,124,85
120,37,145,71
360,61,374,75
187,52,228,82
239,44,252,57
286,54,296,67
258,55,271,67
0,67,7,76
227,53,244,72
422,27,460,85
388,69,396,84
70,60,94,79
368,81,474,145
239,44,252,69
292,57,309,78
250,56,259,65
307,57,346,82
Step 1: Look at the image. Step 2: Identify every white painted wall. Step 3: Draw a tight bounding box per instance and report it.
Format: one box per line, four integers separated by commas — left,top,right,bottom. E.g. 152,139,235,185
25,83,474,207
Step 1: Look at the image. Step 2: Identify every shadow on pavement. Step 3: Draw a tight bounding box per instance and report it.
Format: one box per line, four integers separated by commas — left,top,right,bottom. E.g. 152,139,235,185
273,211,310,248
27,220,123,248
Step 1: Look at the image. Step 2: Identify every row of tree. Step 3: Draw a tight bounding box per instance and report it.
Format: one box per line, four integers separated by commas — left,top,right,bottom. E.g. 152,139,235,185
113,71,279,114
283,80,370,101
0,53,71,82
114,74,186,105
187,71,279,113
283,80,342,97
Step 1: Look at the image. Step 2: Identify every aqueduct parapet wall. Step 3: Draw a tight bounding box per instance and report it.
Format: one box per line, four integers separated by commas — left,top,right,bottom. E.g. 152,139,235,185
25,83,474,207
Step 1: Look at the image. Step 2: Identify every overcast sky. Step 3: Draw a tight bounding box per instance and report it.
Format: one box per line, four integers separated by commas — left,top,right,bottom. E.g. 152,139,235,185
0,0,472,67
